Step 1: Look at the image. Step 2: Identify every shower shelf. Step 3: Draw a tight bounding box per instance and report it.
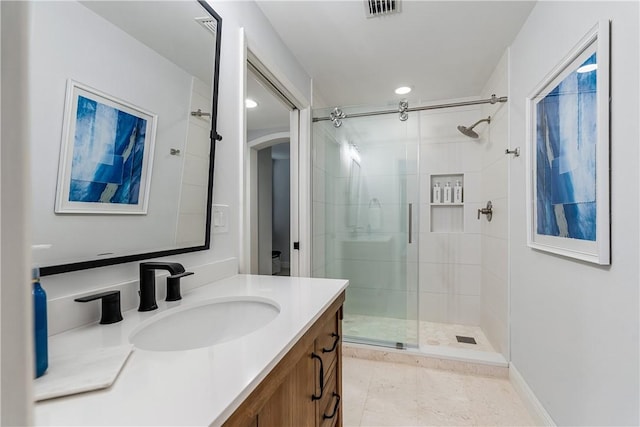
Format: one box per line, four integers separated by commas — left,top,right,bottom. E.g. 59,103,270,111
430,173,464,233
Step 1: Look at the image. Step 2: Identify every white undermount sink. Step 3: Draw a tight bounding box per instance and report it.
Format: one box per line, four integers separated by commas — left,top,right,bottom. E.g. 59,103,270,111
129,297,280,352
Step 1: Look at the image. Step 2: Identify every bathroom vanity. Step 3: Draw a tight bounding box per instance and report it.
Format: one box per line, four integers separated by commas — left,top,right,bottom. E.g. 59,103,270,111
34,275,348,426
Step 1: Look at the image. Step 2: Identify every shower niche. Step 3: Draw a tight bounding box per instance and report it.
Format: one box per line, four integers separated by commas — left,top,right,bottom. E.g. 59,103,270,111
430,173,464,233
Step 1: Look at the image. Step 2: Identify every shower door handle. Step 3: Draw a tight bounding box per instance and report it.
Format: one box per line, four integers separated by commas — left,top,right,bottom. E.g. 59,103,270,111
408,203,413,244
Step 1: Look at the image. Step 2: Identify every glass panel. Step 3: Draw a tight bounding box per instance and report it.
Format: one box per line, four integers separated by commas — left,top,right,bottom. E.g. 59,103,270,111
312,106,419,349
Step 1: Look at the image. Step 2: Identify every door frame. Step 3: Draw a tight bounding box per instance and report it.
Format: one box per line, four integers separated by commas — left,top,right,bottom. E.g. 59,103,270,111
239,29,312,276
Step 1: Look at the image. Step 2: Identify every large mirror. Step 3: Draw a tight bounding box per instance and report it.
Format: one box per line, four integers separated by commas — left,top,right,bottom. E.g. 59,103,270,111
29,1,222,275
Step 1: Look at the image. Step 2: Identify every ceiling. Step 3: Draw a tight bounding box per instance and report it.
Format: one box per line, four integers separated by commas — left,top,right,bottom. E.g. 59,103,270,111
256,0,536,108
247,70,291,139
81,1,217,84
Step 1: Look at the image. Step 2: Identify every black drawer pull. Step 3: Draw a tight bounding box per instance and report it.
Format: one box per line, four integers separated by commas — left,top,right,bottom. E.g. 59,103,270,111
311,352,324,401
323,393,341,420
322,332,340,353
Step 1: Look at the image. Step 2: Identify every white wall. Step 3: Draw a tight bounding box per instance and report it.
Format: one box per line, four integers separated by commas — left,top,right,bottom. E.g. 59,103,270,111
29,2,193,264
1,2,33,424
272,157,290,265
509,2,639,425
257,147,272,274
478,51,509,358
29,1,311,333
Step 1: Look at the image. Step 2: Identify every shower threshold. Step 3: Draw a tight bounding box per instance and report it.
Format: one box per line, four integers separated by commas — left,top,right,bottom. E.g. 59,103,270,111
343,335,414,351
342,341,509,378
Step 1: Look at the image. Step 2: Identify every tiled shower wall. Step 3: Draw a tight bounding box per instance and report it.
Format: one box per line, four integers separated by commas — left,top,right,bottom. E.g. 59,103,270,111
418,105,484,326
311,123,337,279
479,51,509,358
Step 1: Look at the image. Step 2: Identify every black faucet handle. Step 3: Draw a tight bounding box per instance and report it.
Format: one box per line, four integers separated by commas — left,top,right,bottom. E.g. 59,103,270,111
166,271,194,302
139,262,186,274
75,290,123,324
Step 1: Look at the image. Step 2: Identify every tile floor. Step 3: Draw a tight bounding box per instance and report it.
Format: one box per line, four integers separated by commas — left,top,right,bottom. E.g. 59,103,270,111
343,314,496,353
342,356,535,426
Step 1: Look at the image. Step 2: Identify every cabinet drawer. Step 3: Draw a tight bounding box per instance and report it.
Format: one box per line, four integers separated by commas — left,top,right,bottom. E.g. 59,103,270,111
314,313,340,374
318,367,340,427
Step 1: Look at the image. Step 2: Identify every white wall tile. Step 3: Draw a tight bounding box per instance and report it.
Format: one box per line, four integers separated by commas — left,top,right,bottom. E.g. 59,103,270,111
481,235,508,281
178,183,208,214
481,269,508,327
459,141,484,173
419,232,449,263
312,166,326,202
419,107,482,143
481,157,508,202
452,295,481,325
462,172,482,203
419,263,481,296
176,213,206,243
420,142,457,174
313,234,326,270
419,292,447,323
313,201,326,236
464,202,483,234
481,106,509,168
452,233,482,265
419,292,480,325
481,196,508,240
185,122,211,157
182,153,209,186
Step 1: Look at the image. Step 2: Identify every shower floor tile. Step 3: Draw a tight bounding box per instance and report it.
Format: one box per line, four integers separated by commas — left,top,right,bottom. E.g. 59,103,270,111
342,356,535,427
343,313,496,353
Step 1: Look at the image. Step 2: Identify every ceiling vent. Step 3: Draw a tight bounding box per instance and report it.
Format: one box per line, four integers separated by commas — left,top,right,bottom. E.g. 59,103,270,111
364,0,400,18
195,16,217,36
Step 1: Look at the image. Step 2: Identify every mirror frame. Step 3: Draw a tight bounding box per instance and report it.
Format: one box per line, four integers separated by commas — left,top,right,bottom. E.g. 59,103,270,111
40,0,223,276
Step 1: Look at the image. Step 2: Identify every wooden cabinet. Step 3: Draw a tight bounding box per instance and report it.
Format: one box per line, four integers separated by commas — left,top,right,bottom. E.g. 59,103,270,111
223,292,345,427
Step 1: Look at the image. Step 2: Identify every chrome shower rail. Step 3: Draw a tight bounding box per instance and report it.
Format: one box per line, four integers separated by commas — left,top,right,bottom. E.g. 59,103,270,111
313,94,508,124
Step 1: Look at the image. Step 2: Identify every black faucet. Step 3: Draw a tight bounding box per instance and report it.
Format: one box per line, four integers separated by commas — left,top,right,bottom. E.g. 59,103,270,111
138,262,193,311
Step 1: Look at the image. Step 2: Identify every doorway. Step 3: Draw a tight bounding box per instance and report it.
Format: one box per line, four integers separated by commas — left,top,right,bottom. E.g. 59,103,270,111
246,60,293,275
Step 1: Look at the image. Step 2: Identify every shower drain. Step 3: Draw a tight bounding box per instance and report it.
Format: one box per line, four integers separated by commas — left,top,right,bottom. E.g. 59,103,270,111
455,335,477,345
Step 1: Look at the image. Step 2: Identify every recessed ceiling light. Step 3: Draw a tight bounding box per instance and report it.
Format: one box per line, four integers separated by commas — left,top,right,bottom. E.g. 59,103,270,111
576,63,597,73
245,99,258,108
395,86,411,95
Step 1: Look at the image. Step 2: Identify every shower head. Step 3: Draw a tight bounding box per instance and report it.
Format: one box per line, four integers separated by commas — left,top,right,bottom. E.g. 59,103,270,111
457,116,491,139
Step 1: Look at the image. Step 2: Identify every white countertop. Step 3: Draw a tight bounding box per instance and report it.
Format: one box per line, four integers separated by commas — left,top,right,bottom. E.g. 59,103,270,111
35,274,349,426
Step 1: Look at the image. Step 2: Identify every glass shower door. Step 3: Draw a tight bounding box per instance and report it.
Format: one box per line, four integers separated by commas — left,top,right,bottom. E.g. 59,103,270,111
312,107,419,349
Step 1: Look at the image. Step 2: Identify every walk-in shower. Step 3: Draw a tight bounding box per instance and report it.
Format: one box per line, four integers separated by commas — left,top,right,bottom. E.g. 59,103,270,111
311,94,509,361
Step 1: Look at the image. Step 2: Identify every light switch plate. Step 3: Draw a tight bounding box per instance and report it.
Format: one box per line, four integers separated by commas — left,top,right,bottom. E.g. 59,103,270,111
212,204,229,233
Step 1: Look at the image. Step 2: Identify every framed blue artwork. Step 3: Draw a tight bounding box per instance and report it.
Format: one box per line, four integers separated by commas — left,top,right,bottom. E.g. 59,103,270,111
526,21,610,265
55,80,157,214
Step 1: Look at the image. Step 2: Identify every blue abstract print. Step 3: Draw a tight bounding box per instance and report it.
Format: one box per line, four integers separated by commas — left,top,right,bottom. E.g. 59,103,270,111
69,96,147,205
536,53,597,241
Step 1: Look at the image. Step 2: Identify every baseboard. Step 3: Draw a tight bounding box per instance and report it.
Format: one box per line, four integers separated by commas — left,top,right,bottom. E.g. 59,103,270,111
509,363,556,426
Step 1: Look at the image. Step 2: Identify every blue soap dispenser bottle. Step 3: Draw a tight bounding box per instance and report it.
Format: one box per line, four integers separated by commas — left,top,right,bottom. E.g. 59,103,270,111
32,266,48,378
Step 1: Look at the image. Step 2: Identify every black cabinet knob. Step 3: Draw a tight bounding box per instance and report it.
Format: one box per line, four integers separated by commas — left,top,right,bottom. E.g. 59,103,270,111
75,290,123,324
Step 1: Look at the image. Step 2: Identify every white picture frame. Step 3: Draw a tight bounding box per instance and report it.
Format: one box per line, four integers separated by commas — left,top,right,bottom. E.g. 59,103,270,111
525,21,610,265
55,80,157,215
